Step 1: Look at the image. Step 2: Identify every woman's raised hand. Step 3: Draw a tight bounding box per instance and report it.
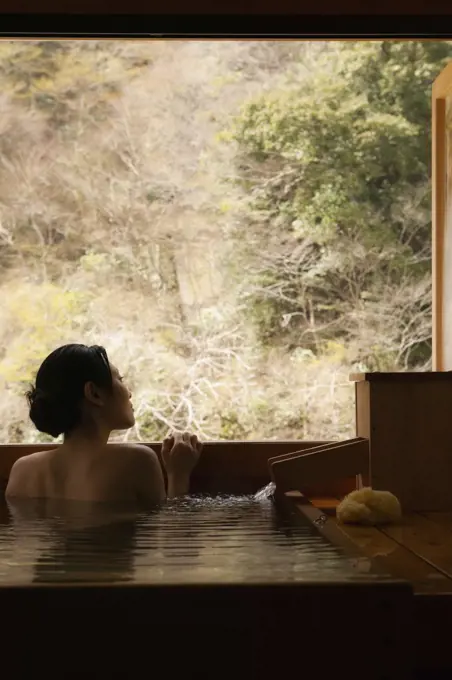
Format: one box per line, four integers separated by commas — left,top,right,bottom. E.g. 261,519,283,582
161,431,203,478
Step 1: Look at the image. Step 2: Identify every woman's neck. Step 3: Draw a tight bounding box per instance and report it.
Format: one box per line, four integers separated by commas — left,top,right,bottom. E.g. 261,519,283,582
63,422,111,452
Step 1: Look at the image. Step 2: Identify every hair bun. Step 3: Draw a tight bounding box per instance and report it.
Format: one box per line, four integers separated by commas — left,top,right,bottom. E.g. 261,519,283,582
27,385,75,438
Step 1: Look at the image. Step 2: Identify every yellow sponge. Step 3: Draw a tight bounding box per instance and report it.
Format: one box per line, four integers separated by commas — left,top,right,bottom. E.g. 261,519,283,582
336,487,401,526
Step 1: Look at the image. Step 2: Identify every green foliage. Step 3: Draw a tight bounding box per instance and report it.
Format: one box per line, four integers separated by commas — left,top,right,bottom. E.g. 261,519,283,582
219,410,248,439
0,283,89,388
229,41,449,365
135,413,169,441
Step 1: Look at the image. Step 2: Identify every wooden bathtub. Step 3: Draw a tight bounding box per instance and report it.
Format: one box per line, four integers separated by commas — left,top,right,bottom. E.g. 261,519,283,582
0,438,412,680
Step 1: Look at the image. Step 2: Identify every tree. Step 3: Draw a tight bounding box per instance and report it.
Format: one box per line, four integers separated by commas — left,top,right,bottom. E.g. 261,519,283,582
227,41,452,369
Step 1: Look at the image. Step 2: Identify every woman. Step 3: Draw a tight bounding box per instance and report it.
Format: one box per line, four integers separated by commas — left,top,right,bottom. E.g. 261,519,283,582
5,344,202,506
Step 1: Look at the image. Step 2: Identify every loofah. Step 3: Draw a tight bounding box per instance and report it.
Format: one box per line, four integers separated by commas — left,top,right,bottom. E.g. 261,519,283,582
336,487,401,526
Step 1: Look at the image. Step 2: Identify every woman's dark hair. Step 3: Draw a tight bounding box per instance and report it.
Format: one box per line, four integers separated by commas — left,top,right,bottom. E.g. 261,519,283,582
26,344,113,438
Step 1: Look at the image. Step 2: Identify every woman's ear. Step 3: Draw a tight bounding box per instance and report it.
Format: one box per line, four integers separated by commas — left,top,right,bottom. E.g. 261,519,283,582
83,381,105,406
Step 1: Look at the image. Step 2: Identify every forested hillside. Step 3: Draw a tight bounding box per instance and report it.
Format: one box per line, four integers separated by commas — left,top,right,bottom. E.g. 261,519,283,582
0,40,449,444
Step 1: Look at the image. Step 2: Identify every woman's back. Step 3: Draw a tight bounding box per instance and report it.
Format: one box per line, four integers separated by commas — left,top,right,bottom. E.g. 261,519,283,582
6,443,163,505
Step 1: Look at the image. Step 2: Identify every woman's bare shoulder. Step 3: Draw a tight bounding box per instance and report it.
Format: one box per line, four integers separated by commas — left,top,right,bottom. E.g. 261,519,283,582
108,442,156,452
6,450,53,498
107,444,163,489
108,443,159,461
11,449,54,471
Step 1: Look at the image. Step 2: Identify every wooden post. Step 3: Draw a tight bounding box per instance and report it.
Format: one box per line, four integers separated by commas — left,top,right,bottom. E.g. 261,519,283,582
351,372,452,512
432,62,452,370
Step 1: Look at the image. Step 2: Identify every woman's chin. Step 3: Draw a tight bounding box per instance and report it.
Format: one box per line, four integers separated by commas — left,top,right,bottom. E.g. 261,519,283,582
115,415,135,431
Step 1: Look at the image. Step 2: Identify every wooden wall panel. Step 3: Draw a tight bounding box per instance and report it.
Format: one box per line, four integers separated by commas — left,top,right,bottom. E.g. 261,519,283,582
352,372,452,512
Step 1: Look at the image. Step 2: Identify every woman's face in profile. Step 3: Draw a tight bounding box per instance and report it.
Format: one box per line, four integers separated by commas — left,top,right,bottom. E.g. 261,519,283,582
105,364,135,431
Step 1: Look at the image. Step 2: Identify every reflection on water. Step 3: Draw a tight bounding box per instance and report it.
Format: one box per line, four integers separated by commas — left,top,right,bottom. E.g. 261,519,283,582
0,493,383,586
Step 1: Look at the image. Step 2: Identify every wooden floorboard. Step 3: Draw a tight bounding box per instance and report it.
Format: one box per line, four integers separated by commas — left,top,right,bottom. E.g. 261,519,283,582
313,498,452,595
422,511,452,532
332,519,452,594
381,513,452,581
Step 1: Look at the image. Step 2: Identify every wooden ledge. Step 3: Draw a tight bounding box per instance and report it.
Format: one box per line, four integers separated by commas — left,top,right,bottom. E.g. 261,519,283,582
0,440,358,497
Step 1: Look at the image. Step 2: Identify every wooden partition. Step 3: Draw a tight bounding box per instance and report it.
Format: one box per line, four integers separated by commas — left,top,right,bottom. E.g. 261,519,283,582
0,440,359,497
352,371,452,512
268,438,369,493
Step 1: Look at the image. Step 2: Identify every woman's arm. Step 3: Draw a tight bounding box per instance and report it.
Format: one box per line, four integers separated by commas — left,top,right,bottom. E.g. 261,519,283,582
167,471,191,498
132,446,167,505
